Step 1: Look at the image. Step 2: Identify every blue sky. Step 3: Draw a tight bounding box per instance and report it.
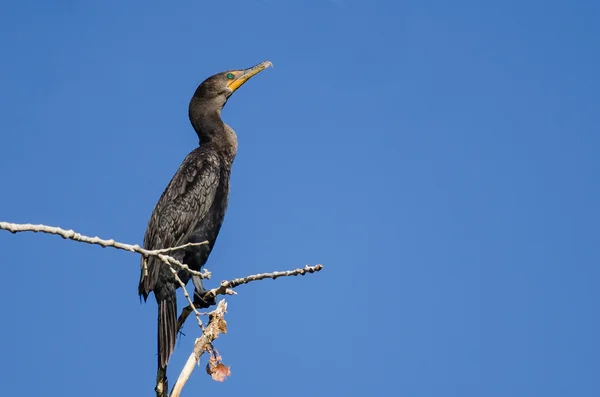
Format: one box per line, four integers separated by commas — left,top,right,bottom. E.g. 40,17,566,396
1,0,599,396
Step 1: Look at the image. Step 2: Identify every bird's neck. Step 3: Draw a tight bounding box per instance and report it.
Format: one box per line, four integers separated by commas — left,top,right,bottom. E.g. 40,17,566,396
190,108,237,160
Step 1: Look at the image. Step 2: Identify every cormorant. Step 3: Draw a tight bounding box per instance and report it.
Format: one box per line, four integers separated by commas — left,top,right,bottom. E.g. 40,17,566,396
138,61,272,370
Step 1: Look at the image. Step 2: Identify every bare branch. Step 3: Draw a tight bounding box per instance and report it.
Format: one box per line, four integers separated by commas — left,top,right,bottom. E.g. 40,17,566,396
0,222,210,279
206,264,324,300
1,221,325,396
170,300,228,397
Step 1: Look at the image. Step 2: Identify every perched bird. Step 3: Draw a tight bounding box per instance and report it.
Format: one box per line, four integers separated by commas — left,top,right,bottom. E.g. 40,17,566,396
138,61,272,369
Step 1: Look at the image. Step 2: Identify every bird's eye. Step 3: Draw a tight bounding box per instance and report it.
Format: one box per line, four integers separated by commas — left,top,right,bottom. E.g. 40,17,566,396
226,73,234,79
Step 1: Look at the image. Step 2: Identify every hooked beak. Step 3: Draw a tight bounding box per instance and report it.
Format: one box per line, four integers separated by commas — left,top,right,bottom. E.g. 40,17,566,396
226,61,273,92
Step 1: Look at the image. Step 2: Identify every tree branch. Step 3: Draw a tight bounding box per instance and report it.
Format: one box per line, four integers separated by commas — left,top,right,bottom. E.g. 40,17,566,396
1,221,324,397
206,265,324,300
0,221,210,278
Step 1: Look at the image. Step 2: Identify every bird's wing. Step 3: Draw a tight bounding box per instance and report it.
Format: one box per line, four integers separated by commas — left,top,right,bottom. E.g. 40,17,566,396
139,148,220,296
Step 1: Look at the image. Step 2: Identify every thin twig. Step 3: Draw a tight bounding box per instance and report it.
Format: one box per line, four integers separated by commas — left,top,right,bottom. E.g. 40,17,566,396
0,222,210,279
165,263,204,330
170,300,228,397
153,241,209,254
205,264,324,300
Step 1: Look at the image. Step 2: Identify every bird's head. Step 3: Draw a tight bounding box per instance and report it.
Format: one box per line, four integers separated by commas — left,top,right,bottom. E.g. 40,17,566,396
191,61,273,111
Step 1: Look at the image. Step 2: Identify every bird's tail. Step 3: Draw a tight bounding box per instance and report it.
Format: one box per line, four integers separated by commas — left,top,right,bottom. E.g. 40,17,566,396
158,297,178,369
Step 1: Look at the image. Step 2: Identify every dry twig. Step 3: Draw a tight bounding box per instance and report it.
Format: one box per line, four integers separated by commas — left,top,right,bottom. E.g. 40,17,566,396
170,300,229,397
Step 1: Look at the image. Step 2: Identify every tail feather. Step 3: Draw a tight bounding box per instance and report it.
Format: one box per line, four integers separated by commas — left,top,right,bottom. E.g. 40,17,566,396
158,298,177,369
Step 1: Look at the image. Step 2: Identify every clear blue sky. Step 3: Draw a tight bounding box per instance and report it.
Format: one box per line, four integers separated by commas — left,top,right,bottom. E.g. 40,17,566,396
1,1,599,396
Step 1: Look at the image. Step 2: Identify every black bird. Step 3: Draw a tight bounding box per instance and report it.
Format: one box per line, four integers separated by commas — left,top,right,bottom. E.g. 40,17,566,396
138,61,272,369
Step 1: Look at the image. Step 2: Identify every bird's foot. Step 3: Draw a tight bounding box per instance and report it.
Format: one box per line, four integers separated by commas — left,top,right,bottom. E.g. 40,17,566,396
191,275,217,309
193,289,217,309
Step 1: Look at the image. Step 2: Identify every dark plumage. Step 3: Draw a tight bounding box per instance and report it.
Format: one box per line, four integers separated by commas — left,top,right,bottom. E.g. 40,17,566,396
138,61,272,369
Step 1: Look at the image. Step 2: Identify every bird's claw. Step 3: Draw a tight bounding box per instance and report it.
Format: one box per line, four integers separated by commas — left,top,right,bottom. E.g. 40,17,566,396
193,290,217,309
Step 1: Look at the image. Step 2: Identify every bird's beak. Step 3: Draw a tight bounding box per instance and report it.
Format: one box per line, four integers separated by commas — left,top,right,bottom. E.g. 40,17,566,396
227,61,273,92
